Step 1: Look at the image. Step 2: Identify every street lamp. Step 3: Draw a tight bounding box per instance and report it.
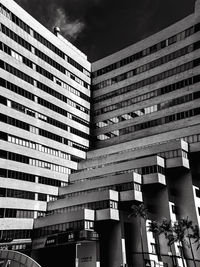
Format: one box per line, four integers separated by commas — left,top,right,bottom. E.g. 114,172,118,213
75,242,81,267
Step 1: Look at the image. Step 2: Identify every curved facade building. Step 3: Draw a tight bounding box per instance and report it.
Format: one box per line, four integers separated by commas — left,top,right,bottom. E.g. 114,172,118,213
1,0,200,267
0,0,91,254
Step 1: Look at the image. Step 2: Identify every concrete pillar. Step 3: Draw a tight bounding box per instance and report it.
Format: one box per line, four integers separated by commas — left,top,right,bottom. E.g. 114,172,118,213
95,221,124,267
167,166,200,267
143,184,175,267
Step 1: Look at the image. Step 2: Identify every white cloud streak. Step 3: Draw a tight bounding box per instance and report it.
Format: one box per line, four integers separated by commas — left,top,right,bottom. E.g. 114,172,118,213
52,7,85,40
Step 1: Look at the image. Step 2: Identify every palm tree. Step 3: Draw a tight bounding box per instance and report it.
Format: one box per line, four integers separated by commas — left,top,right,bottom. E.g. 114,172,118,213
148,218,200,267
128,203,148,267
159,218,177,267
172,221,187,267
180,218,197,267
148,219,177,266
191,224,200,251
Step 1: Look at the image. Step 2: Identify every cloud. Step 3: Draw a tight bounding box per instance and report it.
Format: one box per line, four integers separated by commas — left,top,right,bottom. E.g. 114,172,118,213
15,0,195,61
51,7,85,40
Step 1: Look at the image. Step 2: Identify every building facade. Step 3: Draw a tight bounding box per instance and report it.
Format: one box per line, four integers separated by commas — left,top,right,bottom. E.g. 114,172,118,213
1,0,200,267
0,0,91,253
32,1,200,267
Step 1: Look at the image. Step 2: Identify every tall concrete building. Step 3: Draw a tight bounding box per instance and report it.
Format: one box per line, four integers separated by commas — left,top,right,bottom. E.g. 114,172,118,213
0,0,91,252
1,0,200,267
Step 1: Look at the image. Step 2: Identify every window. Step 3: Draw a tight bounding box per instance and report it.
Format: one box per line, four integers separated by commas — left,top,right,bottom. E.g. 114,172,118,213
1,24,31,51
171,205,177,214
0,25,89,88
94,73,199,112
97,107,200,141
38,193,47,202
134,183,141,192
2,188,35,200
11,50,23,62
0,229,32,240
151,243,158,254
4,209,34,218
96,90,200,129
93,24,199,78
0,2,89,75
196,189,200,198
0,60,34,84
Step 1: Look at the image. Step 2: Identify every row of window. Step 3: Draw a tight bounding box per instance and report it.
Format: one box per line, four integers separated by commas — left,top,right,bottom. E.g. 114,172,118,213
0,77,35,101
141,165,165,175
78,165,164,183
0,187,56,202
94,41,198,90
0,8,90,81
96,91,200,138
0,208,34,218
35,48,90,91
0,168,68,187
0,187,34,200
182,133,200,144
0,149,70,174
0,24,90,88
0,4,30,33
37,84,89,124
1,59,34,85
40,176,67,188
7,134,70,160
48,200,118,217
0,57,90,115
0,23,31,50
0,112,88,152
11,243,30,251
92,22,200,78
0,77,89,127
87,133,200,167
159,149,188,159
6,98,89,140
0,230,32,240
95,74,200,118
97,107,200,141
93,57,200,112
30,158,70,174
62,182,141,199
34,220,94,238
0,2,90,76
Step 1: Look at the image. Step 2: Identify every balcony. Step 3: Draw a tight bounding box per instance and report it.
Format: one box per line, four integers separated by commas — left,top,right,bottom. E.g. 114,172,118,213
143,173,166,185
96,208,119,221
120,190,143,202
166,156,189,169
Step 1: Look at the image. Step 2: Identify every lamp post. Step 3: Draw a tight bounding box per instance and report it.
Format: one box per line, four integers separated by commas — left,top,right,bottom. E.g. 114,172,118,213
75,243,81,267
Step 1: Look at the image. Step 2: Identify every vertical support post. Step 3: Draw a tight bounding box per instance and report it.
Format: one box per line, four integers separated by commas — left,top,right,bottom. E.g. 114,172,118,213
75,243,81,267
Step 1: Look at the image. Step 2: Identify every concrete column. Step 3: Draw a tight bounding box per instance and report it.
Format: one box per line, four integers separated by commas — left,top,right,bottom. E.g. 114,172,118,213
95,221,123,267
143,184,174,267
167,166,200,267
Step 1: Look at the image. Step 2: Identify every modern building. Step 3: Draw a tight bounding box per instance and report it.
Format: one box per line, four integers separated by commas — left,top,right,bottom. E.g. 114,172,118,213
0,0,91,253
1,0,200,267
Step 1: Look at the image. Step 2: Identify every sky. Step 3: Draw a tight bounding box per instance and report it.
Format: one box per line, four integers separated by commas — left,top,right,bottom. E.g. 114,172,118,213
15,0,196,62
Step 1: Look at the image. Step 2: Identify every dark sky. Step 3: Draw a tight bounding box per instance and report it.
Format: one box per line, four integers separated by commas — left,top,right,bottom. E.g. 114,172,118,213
15,0,196,62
